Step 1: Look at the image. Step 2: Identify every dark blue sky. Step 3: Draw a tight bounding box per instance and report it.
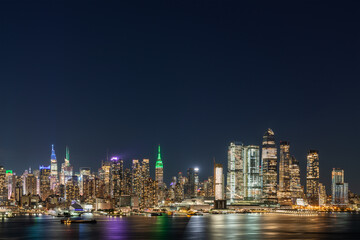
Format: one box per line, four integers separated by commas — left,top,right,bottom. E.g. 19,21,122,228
0,1,359,193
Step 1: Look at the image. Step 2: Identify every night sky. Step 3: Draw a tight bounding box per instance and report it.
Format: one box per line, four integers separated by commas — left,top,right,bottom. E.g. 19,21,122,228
0,1,359,193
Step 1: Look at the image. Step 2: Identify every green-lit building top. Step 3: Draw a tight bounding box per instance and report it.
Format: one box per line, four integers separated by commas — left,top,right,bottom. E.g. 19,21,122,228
155,145,163,168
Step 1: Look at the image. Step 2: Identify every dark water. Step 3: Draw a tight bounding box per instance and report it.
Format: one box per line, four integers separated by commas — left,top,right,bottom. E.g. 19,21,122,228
0,213,360,239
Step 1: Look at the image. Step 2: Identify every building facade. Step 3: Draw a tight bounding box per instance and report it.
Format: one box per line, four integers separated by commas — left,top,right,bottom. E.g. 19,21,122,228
306,150,320,205
261,129,278,205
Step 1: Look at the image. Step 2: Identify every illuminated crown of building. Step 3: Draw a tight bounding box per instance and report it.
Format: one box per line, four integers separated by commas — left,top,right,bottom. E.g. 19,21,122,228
155,145,163,168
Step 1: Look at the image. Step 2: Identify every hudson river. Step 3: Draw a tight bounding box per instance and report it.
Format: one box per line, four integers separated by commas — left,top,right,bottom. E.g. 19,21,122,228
0,213,359,239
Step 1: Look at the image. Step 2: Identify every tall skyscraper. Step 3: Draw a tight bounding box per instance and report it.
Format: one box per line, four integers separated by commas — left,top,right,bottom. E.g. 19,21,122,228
226,142,244,203
306,150,320,205
243,145,262,201
278,141,291,205
261,129,278,205
39,165,51,201
331,168,349,206
155,145,164,187
214,164,224,201
132,159,141,196
110,157,123,200
50,144,58,191
289,156,302,201
60,146,73,185
185,168,196,198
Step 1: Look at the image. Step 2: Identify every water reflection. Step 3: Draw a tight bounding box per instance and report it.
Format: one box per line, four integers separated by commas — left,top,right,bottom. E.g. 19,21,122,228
0,214,359,239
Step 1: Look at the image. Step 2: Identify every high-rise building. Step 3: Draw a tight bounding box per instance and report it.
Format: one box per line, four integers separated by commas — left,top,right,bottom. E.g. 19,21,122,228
0,166,6,203
261,129,278,205
132,159,141,196
155,145,164,187
278,141,292,205
185,168,196,198
140,177,157,209
100,161,111,198
60,146,73,185
243,145,262,201
50,144,58,191
319,183,327,206
110,157,123,201
306,150,320,205
39,165,51,201
331,168,349,206
214,164,224,201
226,142,244,203
142,159,150,179
79,167,91,196
65,176,79,202
289,156,302,201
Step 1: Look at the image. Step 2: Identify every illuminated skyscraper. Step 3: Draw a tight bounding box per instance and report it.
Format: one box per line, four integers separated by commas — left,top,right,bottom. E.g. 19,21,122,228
243,145,262,201
278,141,291,205
0,166,7,203
60,146,73,185
319,182,327,206
110,157,123,201
261,129,278,205
132,159,141,196
306,150,320,205
226,142,244,203
331,168,348,206
261,128,277,204
155,145,164,187
79,167,91,196
214,164,224,200
40,165,51,201
50,144,58,190
289,156,302,201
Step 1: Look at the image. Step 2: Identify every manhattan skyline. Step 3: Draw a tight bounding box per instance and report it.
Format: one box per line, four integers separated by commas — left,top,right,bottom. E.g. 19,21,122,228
0,0,359,195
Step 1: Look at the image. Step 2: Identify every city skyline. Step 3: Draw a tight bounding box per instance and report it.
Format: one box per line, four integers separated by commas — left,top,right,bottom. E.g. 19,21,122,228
1,127,355,197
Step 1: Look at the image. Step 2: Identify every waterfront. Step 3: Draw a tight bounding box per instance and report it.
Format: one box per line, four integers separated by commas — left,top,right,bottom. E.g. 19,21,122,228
0,214,360,239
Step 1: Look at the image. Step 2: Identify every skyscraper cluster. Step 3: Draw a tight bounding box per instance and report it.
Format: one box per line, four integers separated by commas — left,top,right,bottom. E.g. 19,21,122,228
0,129,354,211
226,128,350,207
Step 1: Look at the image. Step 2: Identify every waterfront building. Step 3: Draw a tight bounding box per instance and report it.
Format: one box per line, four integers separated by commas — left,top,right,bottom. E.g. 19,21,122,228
226,142,244,203
261,129,278,205
6,170,15,200
319,183,327,206
185,168,196,198
331,168,349,206
214,164,224,200
140,177,157,208
110,157,123,200
243,145,262,201
0,166,6,203
278,141,292,205
50,144,58,191
306,150,320,205
39,165,51,201
289,156,303,201
155,145,164,187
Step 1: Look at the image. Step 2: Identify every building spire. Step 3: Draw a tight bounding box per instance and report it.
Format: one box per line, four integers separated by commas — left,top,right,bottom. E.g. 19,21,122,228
155,144,163,169
66,145,70,160
157,144,161,160
51,144,56,160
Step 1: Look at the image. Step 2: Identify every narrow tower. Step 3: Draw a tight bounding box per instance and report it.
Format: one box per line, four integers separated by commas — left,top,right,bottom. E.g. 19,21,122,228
261,128,278,205
155,145,164,187
50,144,58,190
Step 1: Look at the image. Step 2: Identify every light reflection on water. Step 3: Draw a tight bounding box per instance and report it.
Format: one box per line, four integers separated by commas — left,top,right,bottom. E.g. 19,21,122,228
0,214,359,239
